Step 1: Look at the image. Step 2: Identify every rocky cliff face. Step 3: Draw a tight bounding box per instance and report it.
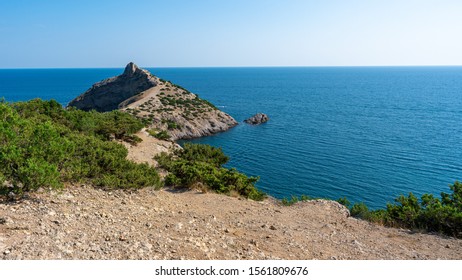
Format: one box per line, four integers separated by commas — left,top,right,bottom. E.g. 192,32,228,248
68,62,158,112
68,62,237,140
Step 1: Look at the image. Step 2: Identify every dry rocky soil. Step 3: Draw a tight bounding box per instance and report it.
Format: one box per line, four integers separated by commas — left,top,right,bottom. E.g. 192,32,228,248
1,185,461,260
1,132,461,260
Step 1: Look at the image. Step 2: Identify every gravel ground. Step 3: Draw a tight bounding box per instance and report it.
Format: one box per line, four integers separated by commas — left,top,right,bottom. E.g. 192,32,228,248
1,185,461,260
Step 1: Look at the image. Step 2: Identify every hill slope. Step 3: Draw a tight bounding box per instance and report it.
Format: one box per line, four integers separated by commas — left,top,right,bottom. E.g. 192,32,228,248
1,185,461,260
68,62,237,140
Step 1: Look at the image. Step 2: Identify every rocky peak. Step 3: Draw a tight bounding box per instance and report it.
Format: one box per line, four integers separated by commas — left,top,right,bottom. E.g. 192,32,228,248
123,62,139,77
67,62,157,112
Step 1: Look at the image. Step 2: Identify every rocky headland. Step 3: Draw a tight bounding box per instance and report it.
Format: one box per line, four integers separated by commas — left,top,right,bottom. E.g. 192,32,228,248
68,62,237,140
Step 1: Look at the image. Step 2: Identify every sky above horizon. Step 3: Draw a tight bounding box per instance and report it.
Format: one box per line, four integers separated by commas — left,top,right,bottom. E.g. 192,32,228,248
1,0,461,68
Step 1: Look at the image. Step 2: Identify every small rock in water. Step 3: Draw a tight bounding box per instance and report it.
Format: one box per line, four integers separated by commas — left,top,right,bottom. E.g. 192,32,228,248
244,113,269,125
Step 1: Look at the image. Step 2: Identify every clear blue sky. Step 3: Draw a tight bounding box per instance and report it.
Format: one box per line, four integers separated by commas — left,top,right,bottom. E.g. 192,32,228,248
1,0,461,68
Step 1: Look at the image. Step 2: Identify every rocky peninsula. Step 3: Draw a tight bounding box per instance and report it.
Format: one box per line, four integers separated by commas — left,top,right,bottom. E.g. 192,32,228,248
68,62,237,140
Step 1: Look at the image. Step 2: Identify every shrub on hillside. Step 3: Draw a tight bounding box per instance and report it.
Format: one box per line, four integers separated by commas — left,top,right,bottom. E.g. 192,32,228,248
281,194,313,206
348,181,462,237
14,98,144,140
156,144,265,201
175,143,229,167
147,129,170,140
281,183,462,238
0,99,161,197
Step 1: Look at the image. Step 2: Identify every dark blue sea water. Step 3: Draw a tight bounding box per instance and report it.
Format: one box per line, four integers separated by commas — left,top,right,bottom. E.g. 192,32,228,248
1,67,462,208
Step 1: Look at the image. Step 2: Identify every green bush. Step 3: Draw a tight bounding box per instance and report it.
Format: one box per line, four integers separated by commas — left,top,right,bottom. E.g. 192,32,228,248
175,143,229,167
161,119,181,130
0,99,161,197
281,194,313,206
167,121,180,130
337,197,351,207
148,129,170,140
350,202,371,219
155,144,265,201
347,181,462,237
122,134,143,145
15,98,144,141
280,182,462,238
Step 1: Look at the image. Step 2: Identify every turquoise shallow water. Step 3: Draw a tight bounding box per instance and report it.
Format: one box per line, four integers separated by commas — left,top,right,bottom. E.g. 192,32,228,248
1,66,462,208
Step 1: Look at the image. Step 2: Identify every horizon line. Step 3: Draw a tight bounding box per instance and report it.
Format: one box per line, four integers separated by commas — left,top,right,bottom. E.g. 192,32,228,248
1,64,462,70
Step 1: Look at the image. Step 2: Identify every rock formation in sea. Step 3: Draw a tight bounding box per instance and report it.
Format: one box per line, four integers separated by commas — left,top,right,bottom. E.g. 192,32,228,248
68,62,238,140
244,113,269,125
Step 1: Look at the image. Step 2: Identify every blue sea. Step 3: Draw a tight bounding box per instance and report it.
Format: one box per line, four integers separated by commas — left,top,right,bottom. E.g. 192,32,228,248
1,67,462,208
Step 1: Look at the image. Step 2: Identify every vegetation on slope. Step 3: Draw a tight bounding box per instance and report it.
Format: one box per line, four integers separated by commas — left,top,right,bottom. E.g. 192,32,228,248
4,99,459,238
124,81,218,125
156,143,266,201
343,181,462,238
0,99,161,196
283,182,462,238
